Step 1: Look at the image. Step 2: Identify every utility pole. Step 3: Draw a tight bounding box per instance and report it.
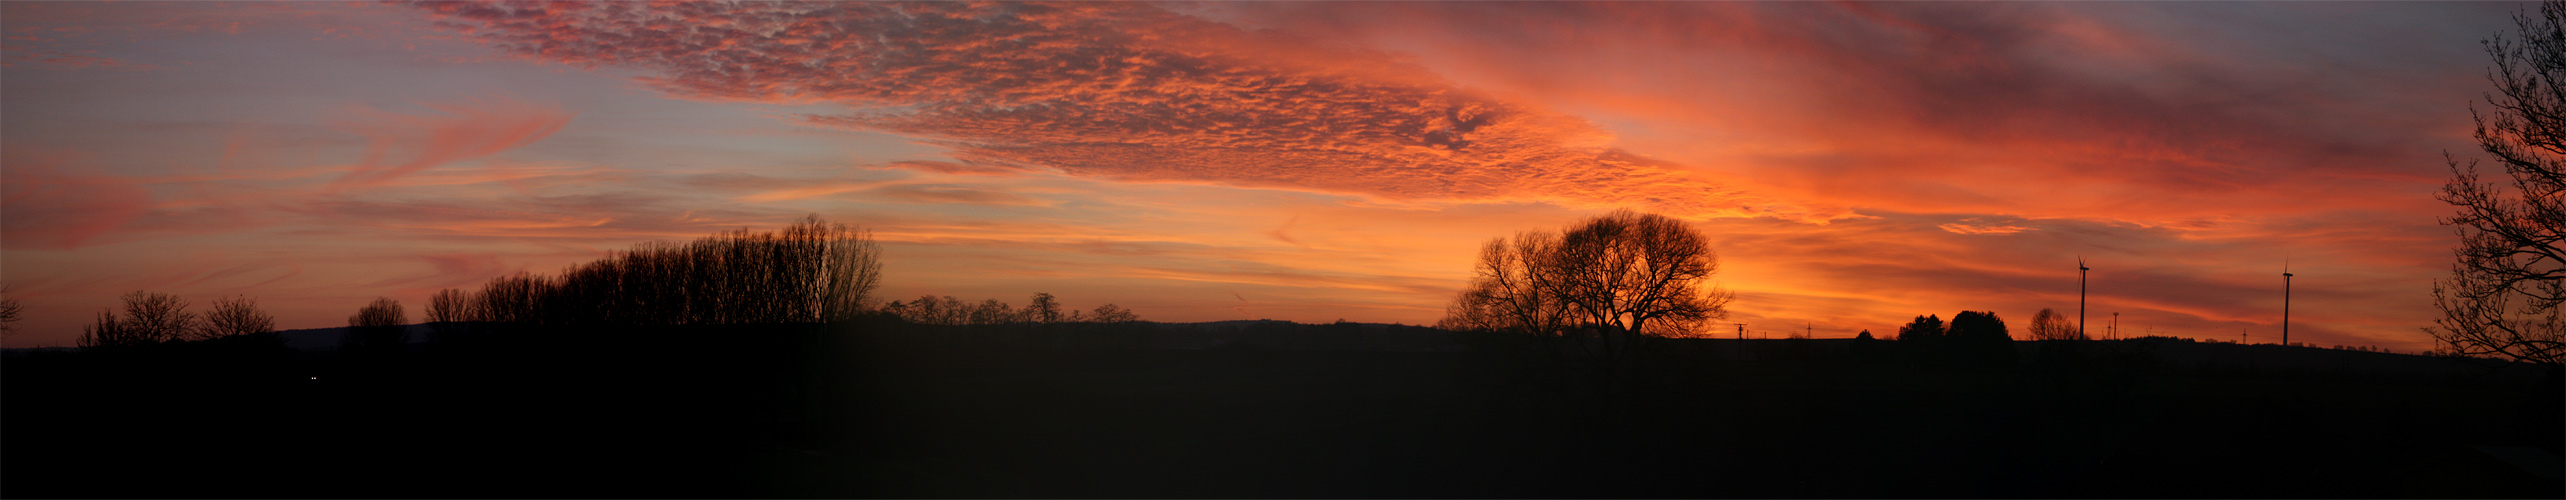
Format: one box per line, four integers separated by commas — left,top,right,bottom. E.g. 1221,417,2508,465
2079,258,2090,341
1735,323,1747,340
2110,312,2119,340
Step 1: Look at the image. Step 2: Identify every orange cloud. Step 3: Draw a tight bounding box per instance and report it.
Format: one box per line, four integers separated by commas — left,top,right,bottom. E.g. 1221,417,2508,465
407,1,1839,222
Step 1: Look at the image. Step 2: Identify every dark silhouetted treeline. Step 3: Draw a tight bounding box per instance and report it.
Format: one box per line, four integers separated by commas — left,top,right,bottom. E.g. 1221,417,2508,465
431,214,883,329
879,292,1138,326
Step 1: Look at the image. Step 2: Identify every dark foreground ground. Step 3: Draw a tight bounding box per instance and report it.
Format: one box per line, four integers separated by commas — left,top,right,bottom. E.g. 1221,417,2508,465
6,324,2560,498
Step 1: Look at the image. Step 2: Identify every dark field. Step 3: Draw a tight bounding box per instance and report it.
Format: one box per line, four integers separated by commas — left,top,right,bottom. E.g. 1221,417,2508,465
6,325,2560,498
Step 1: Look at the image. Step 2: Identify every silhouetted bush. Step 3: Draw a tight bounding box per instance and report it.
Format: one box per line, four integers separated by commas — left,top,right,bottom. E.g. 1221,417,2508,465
345,297,407,354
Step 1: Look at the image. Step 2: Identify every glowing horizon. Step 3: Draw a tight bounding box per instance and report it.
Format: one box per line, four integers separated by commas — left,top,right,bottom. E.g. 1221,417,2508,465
1,1,2519,351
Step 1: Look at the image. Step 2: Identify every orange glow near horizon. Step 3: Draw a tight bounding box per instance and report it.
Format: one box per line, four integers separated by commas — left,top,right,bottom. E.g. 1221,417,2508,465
0,1,2524,352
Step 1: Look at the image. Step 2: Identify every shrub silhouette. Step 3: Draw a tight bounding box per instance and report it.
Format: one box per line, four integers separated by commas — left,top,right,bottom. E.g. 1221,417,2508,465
345,297,407,354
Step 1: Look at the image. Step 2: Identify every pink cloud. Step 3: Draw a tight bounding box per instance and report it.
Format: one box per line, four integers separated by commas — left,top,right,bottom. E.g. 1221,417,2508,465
326,96,574,191
0,152,153,249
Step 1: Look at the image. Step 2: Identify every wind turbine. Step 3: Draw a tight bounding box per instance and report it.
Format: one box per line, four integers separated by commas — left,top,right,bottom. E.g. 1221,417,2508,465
2283,259,2294,348
2079,256,2090,341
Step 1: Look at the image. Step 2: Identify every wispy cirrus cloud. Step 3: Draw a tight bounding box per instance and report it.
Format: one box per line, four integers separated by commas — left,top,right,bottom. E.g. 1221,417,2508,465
406,1,1837,222
0,150,153,250
326,96,574,191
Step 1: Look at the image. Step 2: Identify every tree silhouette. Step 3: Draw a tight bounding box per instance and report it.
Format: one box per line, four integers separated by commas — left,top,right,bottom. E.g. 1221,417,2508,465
2028,308,2079,341
194,295,276,341
425,287,477,341
1948,311,2010,342
445,215,882,329
2433,0,2566,366
1943,311,2015,365
1091,304,1138,323
79,311,145,348
346,297,407,354
77,291,196,348
1025,292,1063,324
969,299,1017,325
1440,210,1734,371
0,285,20,339
1895,314,1945,343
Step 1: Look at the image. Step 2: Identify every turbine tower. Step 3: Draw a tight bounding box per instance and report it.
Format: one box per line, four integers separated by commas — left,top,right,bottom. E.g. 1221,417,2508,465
2078,257,2090,341
2283,260,2294,348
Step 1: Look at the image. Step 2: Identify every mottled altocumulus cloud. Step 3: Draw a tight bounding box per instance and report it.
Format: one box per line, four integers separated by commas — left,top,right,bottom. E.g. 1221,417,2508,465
407,1,1828,221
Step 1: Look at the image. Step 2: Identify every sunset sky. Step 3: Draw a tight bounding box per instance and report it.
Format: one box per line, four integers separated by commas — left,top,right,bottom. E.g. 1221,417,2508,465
0,1,2524,350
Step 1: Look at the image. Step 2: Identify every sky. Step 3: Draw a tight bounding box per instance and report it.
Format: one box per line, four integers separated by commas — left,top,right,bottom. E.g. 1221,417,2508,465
0,1,2526,351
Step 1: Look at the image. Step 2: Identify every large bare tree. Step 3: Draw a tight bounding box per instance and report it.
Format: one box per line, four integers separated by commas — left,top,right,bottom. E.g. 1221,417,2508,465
1440,210,1733,369
2433,0,2566,366
194,295,276,341
77,291,196,348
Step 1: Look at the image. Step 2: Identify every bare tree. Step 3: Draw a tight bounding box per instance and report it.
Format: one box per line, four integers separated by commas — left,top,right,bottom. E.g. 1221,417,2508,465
969,298,1017,325
119,291,197,343
1439,230,1572,339
1439,210,1734,369
428,288,475,323
2028,308,2080,341
346,297,408,353
79,311,132,348
0,285,20,339
1090,304,1139,323
75,291,196,348
2434,0,2566,366
1025,292,1063,324
426,288,477,343
194,295,276,341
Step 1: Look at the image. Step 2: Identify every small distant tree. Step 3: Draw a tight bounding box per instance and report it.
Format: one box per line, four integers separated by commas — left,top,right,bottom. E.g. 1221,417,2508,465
79,310,148,348
2028,308,2080,341
1091,304,1139,323
345,297,408,353
194,295,276,341
1025,293,1063,324
968,298,1016,325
